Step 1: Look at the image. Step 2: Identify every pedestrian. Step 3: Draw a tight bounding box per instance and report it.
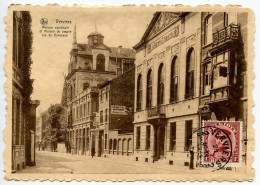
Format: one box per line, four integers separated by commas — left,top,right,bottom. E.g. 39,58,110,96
91,147,95,158
71,147,74,155
189,146,194,169
38,142,41,151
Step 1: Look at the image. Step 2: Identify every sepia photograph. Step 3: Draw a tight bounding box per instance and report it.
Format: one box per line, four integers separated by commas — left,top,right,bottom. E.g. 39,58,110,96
4,5,254,181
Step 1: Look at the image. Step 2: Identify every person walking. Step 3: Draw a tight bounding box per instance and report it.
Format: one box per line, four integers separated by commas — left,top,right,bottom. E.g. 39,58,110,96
91,147,95,158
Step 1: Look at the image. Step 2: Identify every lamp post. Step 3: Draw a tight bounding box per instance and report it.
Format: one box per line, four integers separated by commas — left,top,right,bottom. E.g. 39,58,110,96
116,46,122,77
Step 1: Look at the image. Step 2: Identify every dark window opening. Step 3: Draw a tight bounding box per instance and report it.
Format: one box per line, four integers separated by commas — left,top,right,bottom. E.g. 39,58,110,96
136,74,142,111
169,122,176,151
185,48,195,99
136,126,141,149
146,69,152,108
157,63,164,105
170,56,178,102
96,54,105,71
185,120,193,151
146,125,151,150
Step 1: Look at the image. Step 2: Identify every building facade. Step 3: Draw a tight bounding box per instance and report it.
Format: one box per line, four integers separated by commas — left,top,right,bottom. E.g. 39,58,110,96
97,68,135,159
66,26,135,156
133,12,202,168
199,12,248,164
12,11,40,172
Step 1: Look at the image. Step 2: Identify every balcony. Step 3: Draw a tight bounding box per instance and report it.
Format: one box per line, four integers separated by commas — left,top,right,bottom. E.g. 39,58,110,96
209,86,231,104
212,24,239,49
147,105,166,123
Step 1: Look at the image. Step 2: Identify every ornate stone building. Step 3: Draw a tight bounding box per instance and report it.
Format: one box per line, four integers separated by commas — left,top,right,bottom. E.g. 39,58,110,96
66,25,135,156
133,12,202,168
199,12,248,165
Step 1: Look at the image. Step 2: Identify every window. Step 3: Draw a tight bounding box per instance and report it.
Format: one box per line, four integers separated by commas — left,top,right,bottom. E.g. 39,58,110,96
136,126,141,149
105,87,108,100
157,63,165,105
185,48,195,99
100,110,103,123
83,103,86,117
203,62,211,95
204,15,212,45
94,36,98,44
104,134,107,149
136,74,142,111
146,69,152,108
105,109,108,122
212,51,229,89
100,90,103,102
170,56,178,102
73,83,76,97
87,102,90,115
146,125,151,150
83,82,90,91
96,54,105,71
76,106,78,119
109,139,112,150
18,27,23,68
169,122,176,151
185,120,192,151
224,12,229,27
113,139,117,151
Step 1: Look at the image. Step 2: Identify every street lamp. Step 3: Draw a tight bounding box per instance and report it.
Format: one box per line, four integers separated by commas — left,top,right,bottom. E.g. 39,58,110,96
116,45,122,77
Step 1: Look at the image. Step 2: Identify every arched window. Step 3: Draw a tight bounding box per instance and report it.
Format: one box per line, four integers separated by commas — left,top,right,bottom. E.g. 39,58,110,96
204,15,212,45
113,139,117,151
157,63,164,105
170,56,178,102
96,54,105,71
146,69,152,108
185,48,195,99
109,139,112,150
136,74,142,111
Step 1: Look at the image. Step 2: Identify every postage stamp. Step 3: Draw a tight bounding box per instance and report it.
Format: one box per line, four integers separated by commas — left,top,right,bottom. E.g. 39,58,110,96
197,121,242,169
4,5,254,181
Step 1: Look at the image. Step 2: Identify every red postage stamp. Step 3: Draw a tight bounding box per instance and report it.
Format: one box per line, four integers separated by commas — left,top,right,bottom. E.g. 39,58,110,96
201,121,242,168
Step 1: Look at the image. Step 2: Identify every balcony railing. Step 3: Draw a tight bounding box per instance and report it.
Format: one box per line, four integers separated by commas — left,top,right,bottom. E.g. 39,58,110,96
147,105,166,119
212,24,239,47
209,86,230,104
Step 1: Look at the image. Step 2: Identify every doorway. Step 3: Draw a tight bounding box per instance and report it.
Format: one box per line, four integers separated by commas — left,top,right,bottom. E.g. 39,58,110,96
153,125,165,160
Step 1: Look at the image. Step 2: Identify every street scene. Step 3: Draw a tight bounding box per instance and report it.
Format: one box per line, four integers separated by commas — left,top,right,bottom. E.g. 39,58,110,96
8,5,253,180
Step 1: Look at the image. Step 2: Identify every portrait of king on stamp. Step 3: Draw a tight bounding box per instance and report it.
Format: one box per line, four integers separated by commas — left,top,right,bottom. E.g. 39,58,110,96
5,5,254,181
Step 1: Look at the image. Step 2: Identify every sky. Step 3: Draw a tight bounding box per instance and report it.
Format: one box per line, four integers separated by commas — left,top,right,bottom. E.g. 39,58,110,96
30,7,156,115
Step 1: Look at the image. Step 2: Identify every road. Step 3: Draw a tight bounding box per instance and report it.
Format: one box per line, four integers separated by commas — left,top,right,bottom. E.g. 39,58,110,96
18,151,241,174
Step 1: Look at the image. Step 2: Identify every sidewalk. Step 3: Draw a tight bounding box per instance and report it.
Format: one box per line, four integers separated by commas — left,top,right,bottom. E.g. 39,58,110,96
39,151,237,174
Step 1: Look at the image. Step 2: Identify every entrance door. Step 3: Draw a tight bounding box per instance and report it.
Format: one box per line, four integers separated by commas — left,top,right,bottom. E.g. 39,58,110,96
159,126,165,157
153,125,165,160
98,131,104,157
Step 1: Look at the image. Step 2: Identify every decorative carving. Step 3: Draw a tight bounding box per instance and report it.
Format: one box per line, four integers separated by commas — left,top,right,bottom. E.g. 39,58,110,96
147,58,153,67
166,46,171,52
171,43,179,54
147,25,179,53
148,13,179,39
186,33,196,46
181,37,185,44
212,24,239,47
158,51,165,60
137,64,142,72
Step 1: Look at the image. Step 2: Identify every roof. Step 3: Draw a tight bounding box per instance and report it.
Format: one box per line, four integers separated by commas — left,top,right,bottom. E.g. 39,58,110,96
76,43,135,59
88,31,104,37
133,12,185,50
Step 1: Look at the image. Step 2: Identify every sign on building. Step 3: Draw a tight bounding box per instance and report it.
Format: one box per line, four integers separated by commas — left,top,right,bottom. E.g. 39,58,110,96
111,105,129,115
